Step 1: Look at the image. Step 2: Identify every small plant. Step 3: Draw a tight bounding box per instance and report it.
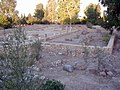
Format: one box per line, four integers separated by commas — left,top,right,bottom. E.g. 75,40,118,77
80,37,90,72
42,79,65,90
93,47,105,72
102,33,111,45
30,39,42,61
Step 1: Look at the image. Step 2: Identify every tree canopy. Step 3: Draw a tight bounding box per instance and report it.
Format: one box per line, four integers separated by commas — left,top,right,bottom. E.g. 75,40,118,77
0,0,18,28
99,0,120,29
19,14,27,25
84,3,101,24
27,14,35,25
0,14,11,28
34,3,44,21
0,0,17,16
0,0,82,27
57,0,80,24
45,0,57,23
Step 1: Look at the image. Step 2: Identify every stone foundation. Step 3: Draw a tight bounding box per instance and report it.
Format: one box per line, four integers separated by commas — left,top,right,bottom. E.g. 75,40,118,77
42,32,116,57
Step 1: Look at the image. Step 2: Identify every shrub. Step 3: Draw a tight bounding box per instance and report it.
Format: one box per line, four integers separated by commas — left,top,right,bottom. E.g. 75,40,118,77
0,27,44,90
42,79,65,90
30,39,42,61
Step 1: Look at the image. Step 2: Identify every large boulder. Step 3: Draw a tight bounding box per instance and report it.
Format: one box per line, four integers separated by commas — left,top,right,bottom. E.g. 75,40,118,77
63,64,74,73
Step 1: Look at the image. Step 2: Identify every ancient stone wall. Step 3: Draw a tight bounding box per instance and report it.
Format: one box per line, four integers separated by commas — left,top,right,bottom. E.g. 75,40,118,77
43,33,115,57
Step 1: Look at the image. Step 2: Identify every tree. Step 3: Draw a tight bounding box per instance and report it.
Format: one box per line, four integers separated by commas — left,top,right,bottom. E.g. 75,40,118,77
12,10,19,25
99,0,120,31
0,0,18,28
0,14,11,28
19,14,27,25
0,0,17,23
45,0,57,23
58,0,80,24
84,3,100,24
27,14,35,25
34,3,44,21
0,0,17,16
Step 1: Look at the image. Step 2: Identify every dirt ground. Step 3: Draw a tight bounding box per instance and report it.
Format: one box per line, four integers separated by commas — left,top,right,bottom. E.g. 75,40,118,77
34,25,120,90
35,51,120,90
1,25,120,90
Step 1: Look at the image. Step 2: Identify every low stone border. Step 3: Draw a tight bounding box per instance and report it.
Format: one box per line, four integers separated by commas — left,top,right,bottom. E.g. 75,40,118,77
0,27,116,56
42,30,116,56
44,25,86,41
107,35,115,54
46,30,80,41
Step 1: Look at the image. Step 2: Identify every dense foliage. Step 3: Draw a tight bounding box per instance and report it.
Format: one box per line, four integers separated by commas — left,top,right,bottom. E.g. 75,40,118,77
0,0,17,17
19,14,27,25
42,79,65,90
0,14,11,28
27,14,36,25
58,0,80,24
84,3,101,25
99,0,120,30
0,0,19,28
45,0,57,23
34,3,44,21
0,0,82,28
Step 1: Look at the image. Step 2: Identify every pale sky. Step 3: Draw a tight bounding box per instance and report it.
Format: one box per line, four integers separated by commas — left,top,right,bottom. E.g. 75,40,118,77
16,0,48,16
16,0,100,16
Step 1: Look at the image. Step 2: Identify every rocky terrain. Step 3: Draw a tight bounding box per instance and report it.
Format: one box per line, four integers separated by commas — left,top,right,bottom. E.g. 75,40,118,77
34,31,120,90
0,25,120,90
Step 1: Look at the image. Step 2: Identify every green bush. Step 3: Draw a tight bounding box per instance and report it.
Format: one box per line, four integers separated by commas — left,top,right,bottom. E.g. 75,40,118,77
42,79,65,90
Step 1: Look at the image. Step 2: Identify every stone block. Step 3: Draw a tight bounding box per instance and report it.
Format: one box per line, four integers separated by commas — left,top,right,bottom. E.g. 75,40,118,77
63,64,74,73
